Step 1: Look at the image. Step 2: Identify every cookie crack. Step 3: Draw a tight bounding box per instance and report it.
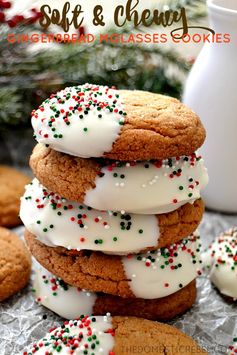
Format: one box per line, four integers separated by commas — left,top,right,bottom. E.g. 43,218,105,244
29,237,131,296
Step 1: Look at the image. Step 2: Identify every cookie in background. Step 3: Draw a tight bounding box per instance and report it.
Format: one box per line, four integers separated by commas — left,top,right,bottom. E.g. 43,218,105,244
0,166,30,227
0,227,31,302
202,227,237,301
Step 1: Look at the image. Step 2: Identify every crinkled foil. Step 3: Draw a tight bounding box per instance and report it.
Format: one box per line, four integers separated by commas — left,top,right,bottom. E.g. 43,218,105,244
1,211,237,355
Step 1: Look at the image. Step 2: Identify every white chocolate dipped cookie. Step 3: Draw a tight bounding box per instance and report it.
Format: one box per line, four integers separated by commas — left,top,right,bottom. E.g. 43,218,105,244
24,315,115,355
32,84,125,159
24,316,207,355
30,144,208,215
31,84,206,161
84,155,208,214
32,262,197,321
122,231,202,299
20,179,204,255
33,263,96,319
228,337,237,355
202,227,237,300
25,230,202,299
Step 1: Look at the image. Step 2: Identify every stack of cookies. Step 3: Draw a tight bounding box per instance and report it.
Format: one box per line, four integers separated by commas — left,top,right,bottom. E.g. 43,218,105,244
20,83,208,321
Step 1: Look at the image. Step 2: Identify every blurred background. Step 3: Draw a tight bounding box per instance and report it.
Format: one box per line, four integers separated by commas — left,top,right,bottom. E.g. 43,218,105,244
0,0,207,167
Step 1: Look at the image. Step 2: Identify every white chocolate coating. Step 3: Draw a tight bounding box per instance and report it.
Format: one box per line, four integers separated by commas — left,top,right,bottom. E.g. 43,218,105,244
20,179,159,255
33,263,97,319
227,338,237,354
25,315,114,355
122,232,202,299
202,228,237,300
31,84,125,158
85,155,208,214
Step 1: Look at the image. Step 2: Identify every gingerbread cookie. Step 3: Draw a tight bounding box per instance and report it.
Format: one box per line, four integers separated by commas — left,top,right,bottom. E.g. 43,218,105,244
33,263,196,320
25,230,202,299
30,144,208,214
202,227,237,300
31,84,205,161
0,227,31,301
0,166,30,227
20,178,204,255
24,315,207,355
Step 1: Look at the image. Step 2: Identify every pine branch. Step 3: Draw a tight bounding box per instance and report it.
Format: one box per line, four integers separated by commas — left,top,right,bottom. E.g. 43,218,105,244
163,0,206,21
0,87,30,126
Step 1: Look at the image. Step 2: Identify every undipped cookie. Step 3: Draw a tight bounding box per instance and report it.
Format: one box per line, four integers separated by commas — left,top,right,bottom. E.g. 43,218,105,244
24,315,207,355
0,165,30,227
0,227,31,301
31,83,206,161
25,230,202,299
30,144,208,214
